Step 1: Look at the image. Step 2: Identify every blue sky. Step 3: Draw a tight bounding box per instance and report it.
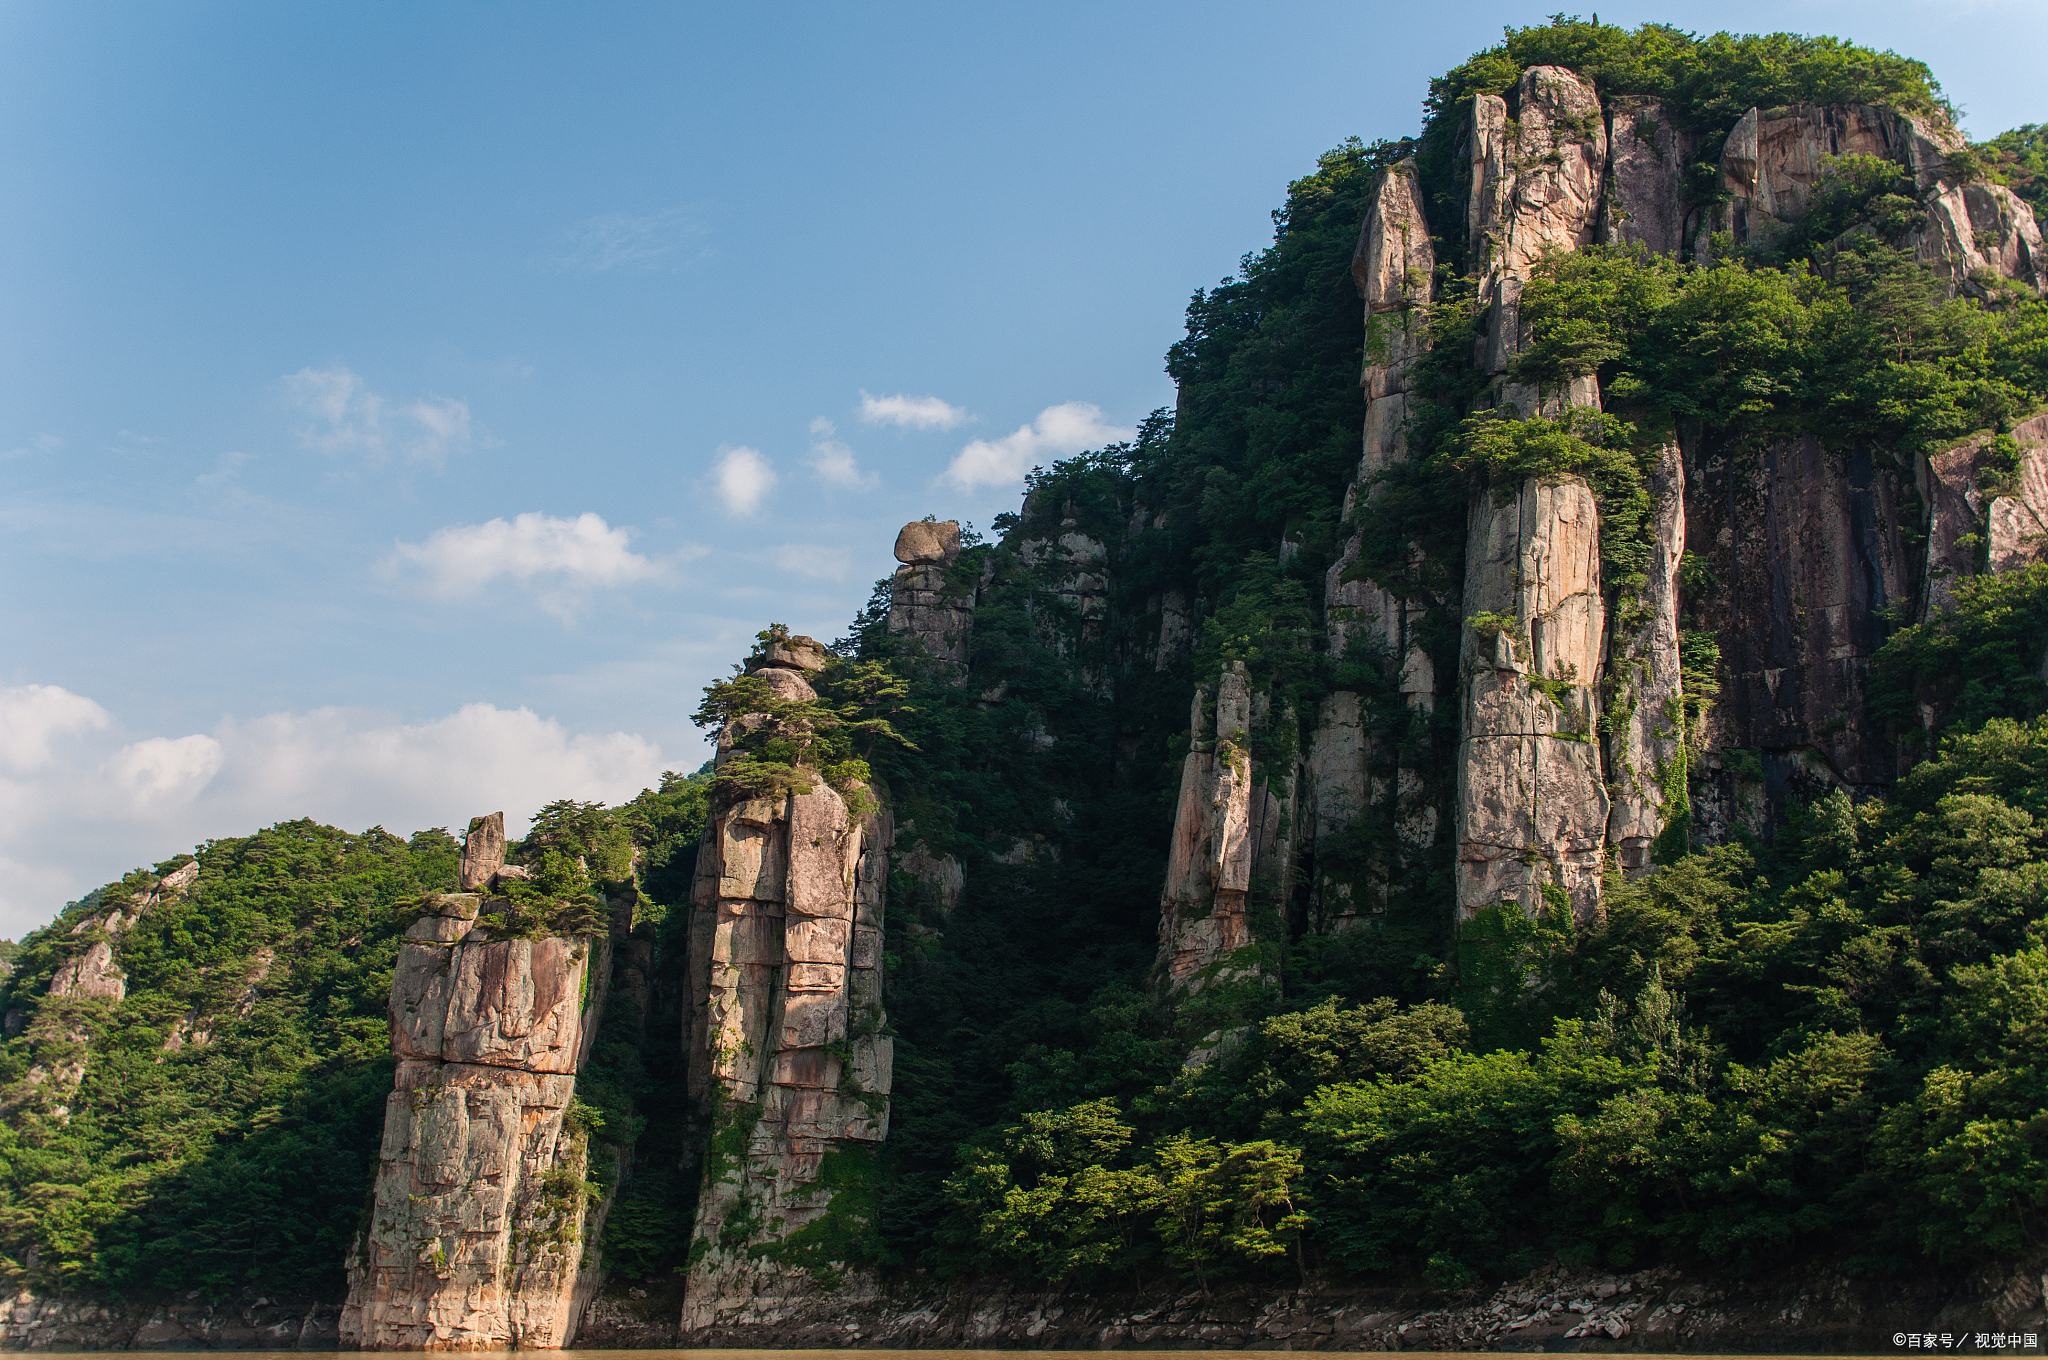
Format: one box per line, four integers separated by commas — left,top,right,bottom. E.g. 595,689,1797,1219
3,0,2042,934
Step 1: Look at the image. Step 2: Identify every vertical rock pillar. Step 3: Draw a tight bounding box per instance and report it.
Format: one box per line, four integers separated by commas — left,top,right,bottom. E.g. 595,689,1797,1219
1311,157,1439,928
1451,65,1619,925
341,821,604,1352
1456,481,1610,923
680,638,893,1333
1157,663,1288,991
1604,441,1688,872
885,519,974,675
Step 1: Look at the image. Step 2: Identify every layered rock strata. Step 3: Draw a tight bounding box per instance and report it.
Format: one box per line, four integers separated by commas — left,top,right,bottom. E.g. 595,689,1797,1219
886,519,975,673
679,636,893,1332
341,819,605,1352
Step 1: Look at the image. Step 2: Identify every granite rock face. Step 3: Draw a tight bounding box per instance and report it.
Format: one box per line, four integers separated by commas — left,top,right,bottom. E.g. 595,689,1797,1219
893,519,963,567
1922,411,2048,616
341,888,603,1351
1455,478,1610,923
1157,664,1294,990
1604,441,1688,875
1684,433,1918,829
887,520,976,673
456,813,506,891
679,637,893,1334
1601,97,1698,256
1708,102,2045,296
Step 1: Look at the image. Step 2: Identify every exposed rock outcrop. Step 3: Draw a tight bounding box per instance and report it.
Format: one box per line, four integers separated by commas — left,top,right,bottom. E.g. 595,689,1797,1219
679,636,893,1333
13,861,200,1118
1456,478,1610,923
572,1255,2048,1353
1922,411,2048,616
1312,156,1441,930
1685,433,1917,827
1468,67,1608,392
1601,97,1698,256
1708,102,2045,295
1158,665,1291,991
341,889,603,1351
887,519,975,673
1603,441,1688,874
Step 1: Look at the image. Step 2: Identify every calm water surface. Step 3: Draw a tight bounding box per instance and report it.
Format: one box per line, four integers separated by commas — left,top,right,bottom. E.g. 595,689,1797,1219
32,1343,1884,1351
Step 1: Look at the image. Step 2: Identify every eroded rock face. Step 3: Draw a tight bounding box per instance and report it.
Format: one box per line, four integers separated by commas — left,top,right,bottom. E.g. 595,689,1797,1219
887,521,976,673
1923,412,2048,617
1455,478,1610,923
457,814,506,891
342,890,601,1351
893,519,963,567
1468,68,1608,380
1604,442,1688,875
1602,97,1697,257
680,643,893,1335
1685,434,1917,826
15,861,200,1117
1709,102,2043,295
1158,665,1291,990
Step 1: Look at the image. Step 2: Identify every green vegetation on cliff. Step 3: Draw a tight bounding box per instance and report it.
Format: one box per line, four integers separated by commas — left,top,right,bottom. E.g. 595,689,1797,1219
5,12,2048,1316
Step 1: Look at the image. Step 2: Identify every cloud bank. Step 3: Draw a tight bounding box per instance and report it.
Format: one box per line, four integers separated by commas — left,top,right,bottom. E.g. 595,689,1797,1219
383,512,666,597
940,402,1133,491
0,683,667,937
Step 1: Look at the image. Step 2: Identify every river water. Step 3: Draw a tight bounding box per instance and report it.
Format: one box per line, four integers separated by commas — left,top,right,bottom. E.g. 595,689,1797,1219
28,1343,1884,1351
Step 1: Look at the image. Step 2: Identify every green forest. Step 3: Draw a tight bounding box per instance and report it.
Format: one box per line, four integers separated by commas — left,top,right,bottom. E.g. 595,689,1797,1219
4,15,2048,1310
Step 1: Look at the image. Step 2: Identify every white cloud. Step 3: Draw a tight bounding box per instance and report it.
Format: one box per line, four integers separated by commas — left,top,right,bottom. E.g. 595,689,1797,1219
805,418,878,492
559,208,708,272
714,445,777,516
0,692,666,937
772,543,852,580
940,401,1134,492
0,685,111,771
859,391,969,430
109,735,225,805
383,512,667,603
283,366,487,467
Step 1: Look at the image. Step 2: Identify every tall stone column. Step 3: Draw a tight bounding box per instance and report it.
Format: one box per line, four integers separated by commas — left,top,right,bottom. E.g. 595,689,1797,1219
885,519,974,674
341,818,605,1352
1311,157,1439,928
1604,441,1688,873
1157,663,1291,992
680,638,893,1333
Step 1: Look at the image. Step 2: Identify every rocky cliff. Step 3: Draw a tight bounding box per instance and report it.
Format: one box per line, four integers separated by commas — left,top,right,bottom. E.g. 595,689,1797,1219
340,817,608,1350
9,19,2048,1352
678,634,894,1331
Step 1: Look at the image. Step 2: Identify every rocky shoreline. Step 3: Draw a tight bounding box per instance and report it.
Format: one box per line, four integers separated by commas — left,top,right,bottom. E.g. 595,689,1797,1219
13,1256,2043,1352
